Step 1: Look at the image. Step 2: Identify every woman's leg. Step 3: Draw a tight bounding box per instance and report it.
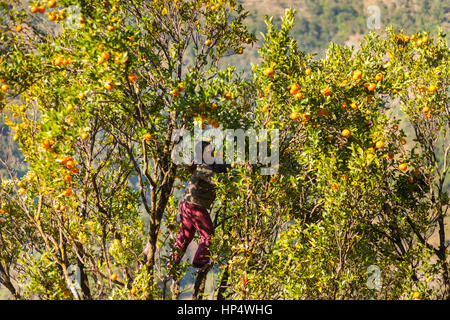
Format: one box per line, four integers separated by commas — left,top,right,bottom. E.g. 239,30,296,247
171,201,196,266
189,203,215,267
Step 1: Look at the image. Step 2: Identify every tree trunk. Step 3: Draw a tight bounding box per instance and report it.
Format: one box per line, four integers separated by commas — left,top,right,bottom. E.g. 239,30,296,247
216,266,229,300
170,278,181,300
193,267,211,300
77,256,91,299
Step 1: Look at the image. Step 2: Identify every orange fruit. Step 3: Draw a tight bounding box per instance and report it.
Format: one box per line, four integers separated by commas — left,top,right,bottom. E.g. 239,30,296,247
107,25,115,32
425,112,432,119
15,25,23,32
66,160,75,170
224,92,232,100
211,103,218,110
264,67,274,77
80,132,89,140
63,175,72,183
260,106,268,113
70,167,79,174
62,156,73,165
413,292,421,300
110,274,118,281
294,92,304,100
130,288,137,295
427,85,437,93
31,6,38,13
302,113,311,122
54,57,63,66
422,106,430,113
37,5,46,13
352,70,362,81
48,13,57,21
400,139,406,145
41,139,53,150
177,83,185,91
392,124,398,131
365,83,376,92
104,81,114,90
341,102,348,109
375,73,383,82
375,141,384,149
413,168,420,175
387,152,394,160
350,102,358,110
1,84,9,92
63,187,72,197
101,51,110,60
290,112,300,120
398,163,407,171
172,88,180,97
47,0,57,8
321,87,332,97
341,129,351,137
204,39,212,46
289,83,300,95
128,73,138,82
96,56,106,64
305,68,311,75
144,133,152,141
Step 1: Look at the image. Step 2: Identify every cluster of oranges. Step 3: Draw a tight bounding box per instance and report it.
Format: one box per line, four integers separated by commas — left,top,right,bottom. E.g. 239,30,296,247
54,56,71,66
172,82,185,97
31,1,66,22
55,155,79,197
395,32,429,46
171,82,221,129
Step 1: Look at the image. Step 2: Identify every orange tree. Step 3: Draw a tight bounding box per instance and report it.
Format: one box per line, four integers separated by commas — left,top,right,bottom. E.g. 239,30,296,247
0,0,254,299
0,2,448,300
212,9,449,300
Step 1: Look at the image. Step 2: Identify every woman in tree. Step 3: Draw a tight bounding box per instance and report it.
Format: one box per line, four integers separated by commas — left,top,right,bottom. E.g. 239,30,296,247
169,141,230,275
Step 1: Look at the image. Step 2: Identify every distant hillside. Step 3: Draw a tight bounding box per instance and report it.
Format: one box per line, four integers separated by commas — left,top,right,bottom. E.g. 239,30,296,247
224,0,449,73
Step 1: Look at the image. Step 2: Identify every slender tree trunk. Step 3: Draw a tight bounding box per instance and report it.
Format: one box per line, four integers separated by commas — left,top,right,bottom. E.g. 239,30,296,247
77,256,91,299
437,215,450,299
216,266,229,300
0,264,20,299
170,278,181,300
193,269,209,300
